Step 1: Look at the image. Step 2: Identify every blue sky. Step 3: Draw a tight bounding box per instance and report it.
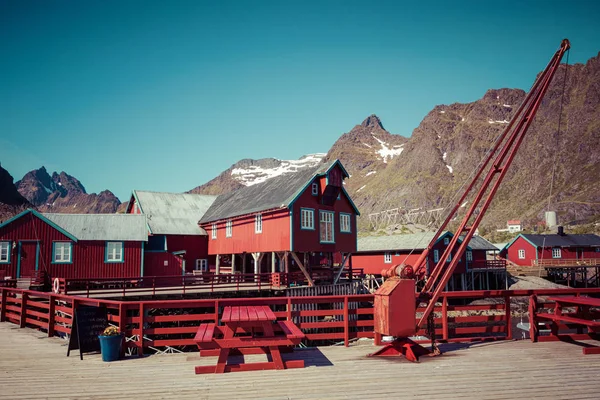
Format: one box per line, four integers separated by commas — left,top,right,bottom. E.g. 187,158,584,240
1,0,599,201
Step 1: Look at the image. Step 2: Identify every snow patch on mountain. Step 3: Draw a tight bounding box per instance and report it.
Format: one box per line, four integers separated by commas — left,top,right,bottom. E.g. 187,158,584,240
231,153,326,186
488,119,509,124
365,171,377,177
372,134,404,163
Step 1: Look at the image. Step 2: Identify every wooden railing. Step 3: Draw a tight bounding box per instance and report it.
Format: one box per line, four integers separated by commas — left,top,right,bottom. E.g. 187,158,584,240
3,286,600,356
532,258,600,268
469,259,507,270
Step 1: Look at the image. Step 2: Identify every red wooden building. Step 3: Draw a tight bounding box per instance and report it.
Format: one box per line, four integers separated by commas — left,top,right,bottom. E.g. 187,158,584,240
353,231,503,290
0,209,147,279
125,190,217,276
501,228,600,267
198,159,360,284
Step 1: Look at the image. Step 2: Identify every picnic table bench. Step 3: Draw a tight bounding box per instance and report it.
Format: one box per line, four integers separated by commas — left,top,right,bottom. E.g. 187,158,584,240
536,295,600,355
194,305,305,374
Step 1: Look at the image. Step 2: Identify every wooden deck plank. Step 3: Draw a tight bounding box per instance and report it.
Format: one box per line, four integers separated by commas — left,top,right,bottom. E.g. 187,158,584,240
1,323,600,399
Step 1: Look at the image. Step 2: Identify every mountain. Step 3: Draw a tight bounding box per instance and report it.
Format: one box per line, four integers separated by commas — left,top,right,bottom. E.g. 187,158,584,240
15,167,121,214
188,154,326,195
0,163,31,221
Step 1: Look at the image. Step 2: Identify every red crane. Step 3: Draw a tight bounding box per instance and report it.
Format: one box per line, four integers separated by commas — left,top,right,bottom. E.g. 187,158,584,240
371,39,571,362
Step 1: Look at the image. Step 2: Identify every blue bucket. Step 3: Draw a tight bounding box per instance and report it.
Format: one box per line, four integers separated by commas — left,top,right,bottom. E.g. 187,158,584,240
98,334,123,362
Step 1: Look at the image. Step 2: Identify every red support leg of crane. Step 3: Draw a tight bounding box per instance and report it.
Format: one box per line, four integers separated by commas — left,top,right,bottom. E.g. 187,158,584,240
368,338,436,362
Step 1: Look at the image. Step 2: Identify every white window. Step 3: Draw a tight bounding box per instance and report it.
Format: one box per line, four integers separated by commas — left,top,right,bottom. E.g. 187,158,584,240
466,251,473,261
518,249,525,259
226,220,232,238
433,250,439,263
106,242,124,262
384,252,392,263
53,242,72,263
195,259,208,271
311,182,318,196
340,213,351,233
447,253,452,262
552,248,562,259
0,241,10,263
301,208,314,230
211,223,217,239
255,214,262,233
319,211,335,243
443,237,449,245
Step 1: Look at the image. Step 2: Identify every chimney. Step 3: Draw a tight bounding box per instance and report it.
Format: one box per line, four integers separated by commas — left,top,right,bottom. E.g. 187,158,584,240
557,226,565,236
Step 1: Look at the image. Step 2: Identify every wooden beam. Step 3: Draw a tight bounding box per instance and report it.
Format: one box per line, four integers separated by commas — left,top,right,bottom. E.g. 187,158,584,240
231,253,236,274
333,253,350,284
215,255,220,275
290,252,315,287
271,252,276,273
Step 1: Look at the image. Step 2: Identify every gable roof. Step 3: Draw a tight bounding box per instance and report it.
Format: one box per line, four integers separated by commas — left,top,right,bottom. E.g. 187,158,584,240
43,213,148,241
357,231,498,252
518,233,600,248
200,159,357,223
131,191,217,235
0,209,79,241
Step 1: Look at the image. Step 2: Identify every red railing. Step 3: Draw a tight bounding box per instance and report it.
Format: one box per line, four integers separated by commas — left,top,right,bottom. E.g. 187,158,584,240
3,286,599,356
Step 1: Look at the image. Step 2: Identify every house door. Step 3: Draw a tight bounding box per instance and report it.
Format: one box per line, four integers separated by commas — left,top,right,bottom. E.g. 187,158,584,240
18,242,38,278
576,248,584,259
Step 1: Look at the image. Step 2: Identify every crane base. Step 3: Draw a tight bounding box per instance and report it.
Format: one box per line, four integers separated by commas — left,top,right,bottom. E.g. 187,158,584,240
368,338,435,362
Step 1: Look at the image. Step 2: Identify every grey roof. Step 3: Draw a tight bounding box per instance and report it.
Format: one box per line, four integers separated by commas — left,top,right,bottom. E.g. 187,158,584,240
200,160,338,223
357,232,498,252
521,234,600,248
43,213,148,241
133,191,217,235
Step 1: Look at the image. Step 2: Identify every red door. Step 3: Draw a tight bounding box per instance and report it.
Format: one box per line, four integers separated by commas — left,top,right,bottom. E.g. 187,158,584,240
19,242,38,278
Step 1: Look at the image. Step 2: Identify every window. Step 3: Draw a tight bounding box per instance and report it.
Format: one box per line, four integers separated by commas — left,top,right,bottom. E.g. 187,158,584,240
319,211,335,243
340,213,351,233
53,242,72,263
337,193,341,200
105,242,124,262
226,220,232,238
443,237,450,245
300,208,315,230
433,250,439,263
211,223,217,239
384,252,392,263
596,248,600,253
552,248,562,259
466,251,473,261
255,214,262,233
311,182,318,196
196,259,208,271
0,241,10,263
447,253,452,262
518,249,525,259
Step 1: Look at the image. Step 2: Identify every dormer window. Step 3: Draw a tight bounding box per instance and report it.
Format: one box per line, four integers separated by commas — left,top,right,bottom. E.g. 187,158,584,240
311,183,318,196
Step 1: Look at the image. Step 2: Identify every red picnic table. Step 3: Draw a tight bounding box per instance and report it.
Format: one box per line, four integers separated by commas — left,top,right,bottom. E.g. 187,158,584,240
537,295,600,355
194,305,305,374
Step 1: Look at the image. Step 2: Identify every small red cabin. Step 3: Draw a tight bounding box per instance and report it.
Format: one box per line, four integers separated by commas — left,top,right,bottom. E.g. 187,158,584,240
199,160,360,282
0,209,147,279
125,190,217,276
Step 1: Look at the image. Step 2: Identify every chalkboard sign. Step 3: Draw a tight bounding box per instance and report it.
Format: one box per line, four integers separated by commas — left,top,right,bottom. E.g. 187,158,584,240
67,306,108,360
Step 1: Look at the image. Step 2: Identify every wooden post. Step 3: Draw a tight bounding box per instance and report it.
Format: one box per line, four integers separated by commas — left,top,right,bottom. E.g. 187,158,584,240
119,303,127,358
242,252,247,275
284,252,289,274
442,295,449,341
287,297,292,321
231,253,236,274
20,292,28,328
528,295,538,342
348,253,353,283
138,303,144,357
48,294,55,337
0,289,7,322
271,252,276,274
215,254,220,275
343,296,349,347
290,252,315,286
333,253,350,284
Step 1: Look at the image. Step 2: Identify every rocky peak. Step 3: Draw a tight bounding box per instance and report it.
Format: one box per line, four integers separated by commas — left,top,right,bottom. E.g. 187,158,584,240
360,114,385,130
51,171,86,195
0,164,32,221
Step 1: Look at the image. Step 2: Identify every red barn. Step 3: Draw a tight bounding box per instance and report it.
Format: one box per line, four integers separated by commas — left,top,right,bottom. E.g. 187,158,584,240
125,191,217,276
198,159,359,283
0,209,147,279
501,229,600,267
353,231,501,290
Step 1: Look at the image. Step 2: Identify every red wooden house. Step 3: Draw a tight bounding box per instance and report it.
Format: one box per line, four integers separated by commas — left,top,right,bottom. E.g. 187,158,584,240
353,231,502,290
125,190,217,276
198,159,359,284
501,228,600,267
0,209,147,280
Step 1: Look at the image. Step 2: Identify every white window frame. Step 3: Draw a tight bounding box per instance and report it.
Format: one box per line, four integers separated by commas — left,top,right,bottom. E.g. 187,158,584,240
226,220,232,238
106,241,124,263
552,247,562,259
53,242,72,263
211,223,217,239
255,214,262,233
384,252,392,264
447,253,452,262
300,208,315,230
0,241,10,263
311,182,318,196
340,213,351,233
195,259,208,271
466,251,473,262
443,237,450,245
319,211,335,243
518,249,525,259
433,249,439,263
